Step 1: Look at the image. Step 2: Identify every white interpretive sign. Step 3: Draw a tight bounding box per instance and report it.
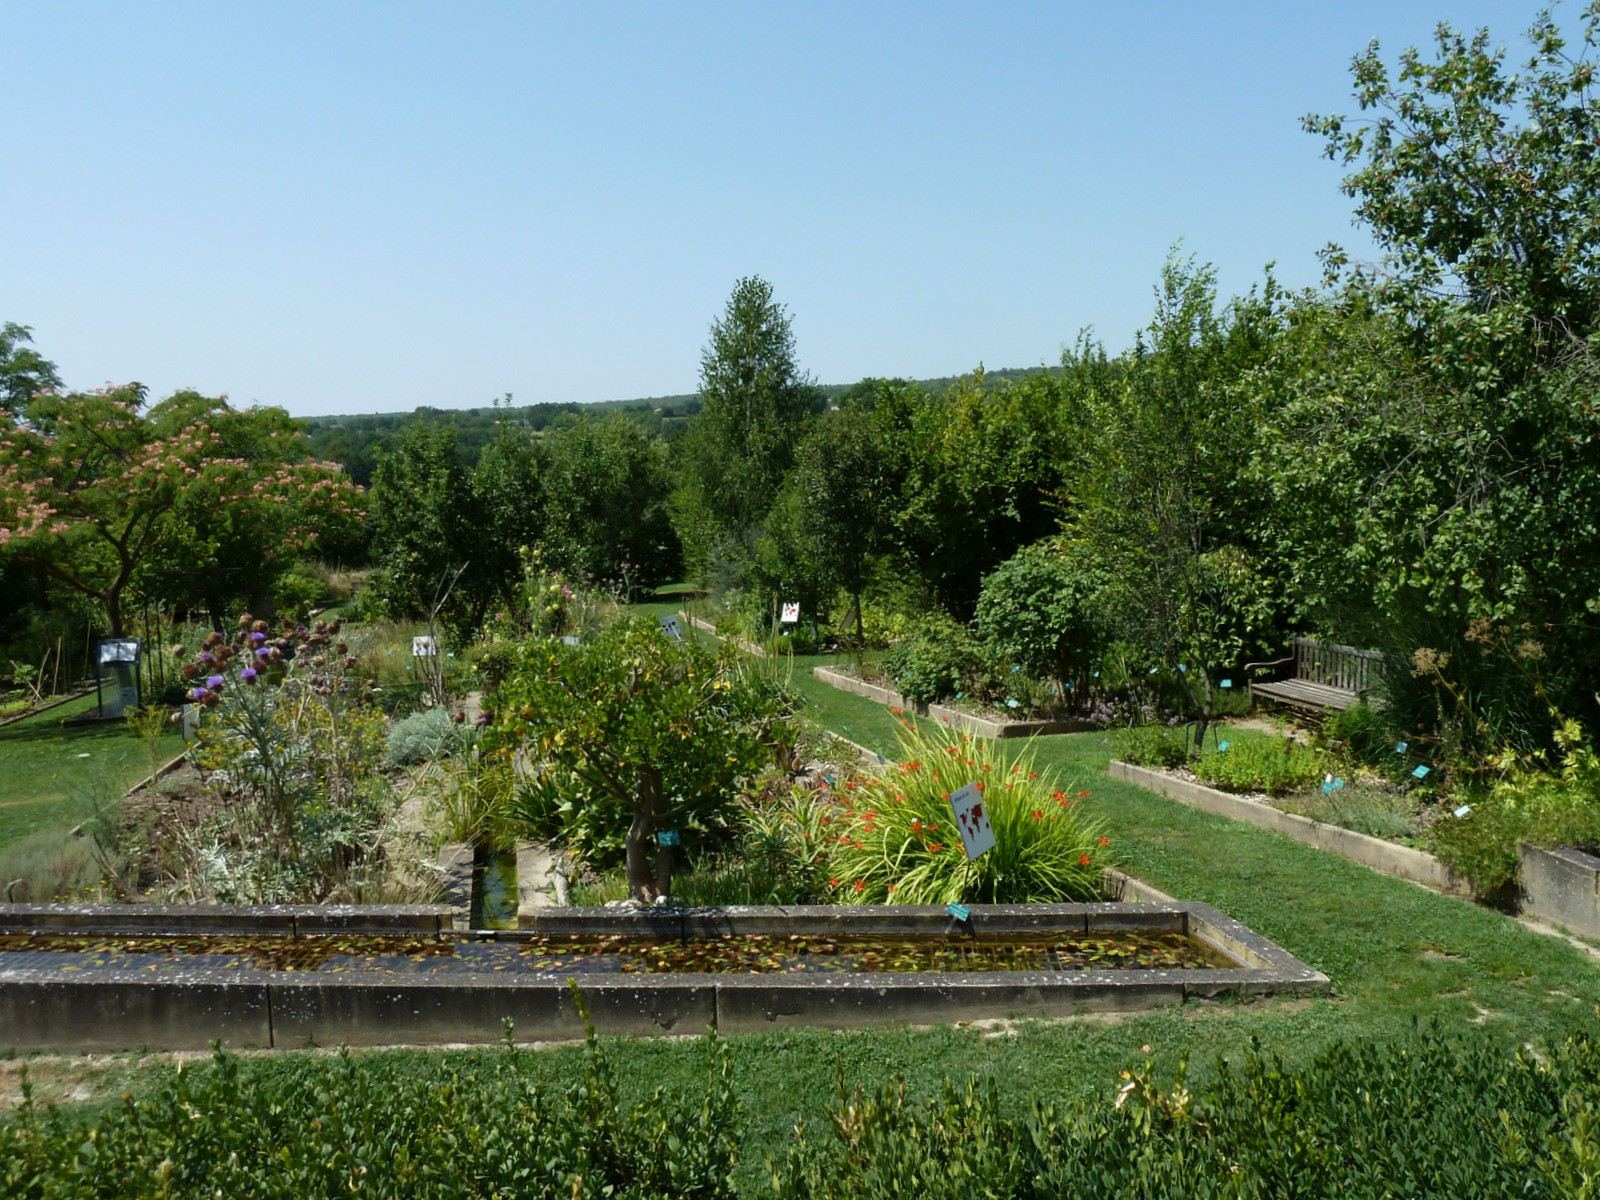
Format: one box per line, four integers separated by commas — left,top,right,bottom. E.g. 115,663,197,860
948,781,996,861
412,635,438,657
780,602,800,624
659,615,682,640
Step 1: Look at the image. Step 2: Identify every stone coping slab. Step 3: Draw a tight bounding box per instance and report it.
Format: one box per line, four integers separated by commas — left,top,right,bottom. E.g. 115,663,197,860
0,901,1325,1050
1519,843,1600,940
0,903,455,937
1109,760,1473,896
813,666,1093,739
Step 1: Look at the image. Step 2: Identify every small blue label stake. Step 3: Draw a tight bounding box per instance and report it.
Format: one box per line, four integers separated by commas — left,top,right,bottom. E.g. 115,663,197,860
1453,804,1472,818
1178,663,1187,673
947,902,971,922
657,830,680,847
1219,679,1232,689
1217,741,1230,752
1396,742,1408,754
1412,764,1430,779
1333,777,1345,790
1322,779,1334,795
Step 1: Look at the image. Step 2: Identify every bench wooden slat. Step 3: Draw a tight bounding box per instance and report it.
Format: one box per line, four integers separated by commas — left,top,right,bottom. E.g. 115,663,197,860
1251,678,1361,712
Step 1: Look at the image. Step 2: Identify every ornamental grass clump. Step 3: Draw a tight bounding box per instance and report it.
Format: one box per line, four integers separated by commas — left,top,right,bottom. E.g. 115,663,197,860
823,716,1109,905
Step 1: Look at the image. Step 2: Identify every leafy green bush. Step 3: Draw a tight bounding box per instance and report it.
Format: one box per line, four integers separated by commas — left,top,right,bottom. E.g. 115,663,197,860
771,1024,1595,1199
1433,716,1600,892
1118,724,1190,768
880,614,987,705
384,705,476,768
1323,703,1397,766
0,1006,738,1199
823,719,1108,904
975,539,1111,686
1194,736,1327,796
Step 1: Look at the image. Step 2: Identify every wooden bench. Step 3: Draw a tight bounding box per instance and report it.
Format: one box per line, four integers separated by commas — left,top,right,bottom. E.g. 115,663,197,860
1244,637,1385,712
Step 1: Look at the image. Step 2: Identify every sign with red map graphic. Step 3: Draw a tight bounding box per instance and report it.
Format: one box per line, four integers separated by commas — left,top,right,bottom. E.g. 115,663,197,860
948,781,996,860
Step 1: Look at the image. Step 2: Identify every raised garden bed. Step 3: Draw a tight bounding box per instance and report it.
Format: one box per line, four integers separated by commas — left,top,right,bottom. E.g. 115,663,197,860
1518,843,1600,939
813,666,1093,739
0,900,1326,1050
1109,761,1472,896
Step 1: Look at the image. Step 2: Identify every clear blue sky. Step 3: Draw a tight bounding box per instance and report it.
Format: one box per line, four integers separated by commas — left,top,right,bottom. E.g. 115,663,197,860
0,2,1554,417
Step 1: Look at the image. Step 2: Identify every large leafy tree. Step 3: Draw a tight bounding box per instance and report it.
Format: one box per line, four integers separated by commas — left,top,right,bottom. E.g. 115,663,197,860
1080,258,1283,752
0,386,361,634
542,415,679,592
1261,7,1600,745
676,276,822,576
0,323,61,417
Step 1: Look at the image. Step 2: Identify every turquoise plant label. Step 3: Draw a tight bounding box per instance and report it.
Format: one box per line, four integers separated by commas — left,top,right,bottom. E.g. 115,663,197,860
1396,741,1408,754
657,830,680,847
1217,741,1230,752
1178,663,1186,672
1412,764,1430,779
1453,804,1472,818
1219,679,1232,688
946,902,971,921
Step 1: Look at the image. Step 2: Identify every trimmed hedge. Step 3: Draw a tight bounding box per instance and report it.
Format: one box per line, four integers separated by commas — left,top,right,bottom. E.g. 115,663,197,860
4,1020,1598,1198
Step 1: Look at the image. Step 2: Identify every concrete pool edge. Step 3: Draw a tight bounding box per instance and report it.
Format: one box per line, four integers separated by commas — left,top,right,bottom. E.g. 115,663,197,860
0,901,1328,1051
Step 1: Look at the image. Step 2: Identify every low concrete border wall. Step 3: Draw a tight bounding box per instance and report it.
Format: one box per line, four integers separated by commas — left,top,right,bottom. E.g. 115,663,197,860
0,688,95,730
1108,761,1473,896
813,667,1094,739
679,612,767,656
0,901,1325,1049
0,903,455,937
1519,844,1600,939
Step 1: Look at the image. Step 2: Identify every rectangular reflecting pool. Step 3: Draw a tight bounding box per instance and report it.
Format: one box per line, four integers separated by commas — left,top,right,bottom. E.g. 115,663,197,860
0,901,1328,1050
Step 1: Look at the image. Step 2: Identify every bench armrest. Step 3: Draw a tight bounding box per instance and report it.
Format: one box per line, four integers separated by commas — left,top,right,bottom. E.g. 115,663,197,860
1242,656,1294,677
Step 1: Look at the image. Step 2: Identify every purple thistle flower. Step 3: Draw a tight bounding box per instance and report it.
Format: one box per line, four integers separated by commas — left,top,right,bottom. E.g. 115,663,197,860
200,652,215,665
189,687,208,700
241,667,258,682
207,674,225,689
256,647,271,660
249,631,267,644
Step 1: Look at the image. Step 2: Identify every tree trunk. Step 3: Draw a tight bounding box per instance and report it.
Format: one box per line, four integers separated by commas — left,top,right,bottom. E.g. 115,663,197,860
625,766,666,902
105,589,124,638
1186,674,1213,761
852,592,864,647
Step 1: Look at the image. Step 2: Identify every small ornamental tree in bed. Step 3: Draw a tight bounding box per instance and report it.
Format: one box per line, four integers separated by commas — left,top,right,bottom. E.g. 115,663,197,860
488,618,794,902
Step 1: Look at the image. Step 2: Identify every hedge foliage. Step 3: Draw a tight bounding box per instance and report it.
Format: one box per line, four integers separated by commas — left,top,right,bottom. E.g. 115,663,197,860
6,1020,1600,1198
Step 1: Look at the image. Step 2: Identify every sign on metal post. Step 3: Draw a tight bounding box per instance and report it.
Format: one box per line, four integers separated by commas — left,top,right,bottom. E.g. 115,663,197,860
780,602,800,624
948,781,996,860
657,830,680,847
659,615,682,640
411,635,438,657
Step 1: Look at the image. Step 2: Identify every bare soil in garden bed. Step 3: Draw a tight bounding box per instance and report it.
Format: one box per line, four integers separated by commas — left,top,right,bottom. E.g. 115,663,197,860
840,664,1089,726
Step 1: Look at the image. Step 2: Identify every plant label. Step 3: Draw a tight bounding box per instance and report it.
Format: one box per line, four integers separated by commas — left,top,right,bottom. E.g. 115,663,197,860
1217,741,1230,752
411,635,437,657
180,703,198,739
1333,777,1345,790
657,830,680,847
1178,663,1187,673
659,615,682,640
946,902,971,922
780,602,800,623
1453,804,1472,818
948,781,996,860
1219,679,1232,689
1396,741,1408,754
1412,764,1430,779
560,635,580,646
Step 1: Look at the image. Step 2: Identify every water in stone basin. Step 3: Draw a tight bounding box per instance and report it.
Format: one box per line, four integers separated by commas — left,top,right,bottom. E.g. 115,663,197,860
0,931,1233,975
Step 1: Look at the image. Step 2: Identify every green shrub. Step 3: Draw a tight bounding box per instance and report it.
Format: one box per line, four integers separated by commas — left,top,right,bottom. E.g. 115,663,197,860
1194,736,1327,796
384,705,476,768
1117,724,1191,768
770,1024,1593,1199
822,718,1108,904
0,829,102,903
974,539,1111,686
881,614,986,705
1323,703,1396,765
0,1006,739,1199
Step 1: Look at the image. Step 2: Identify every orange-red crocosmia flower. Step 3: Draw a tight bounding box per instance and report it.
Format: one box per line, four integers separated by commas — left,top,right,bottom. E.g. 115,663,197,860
1029,772,1039,779
853,879,865,892
1079,854,1092,866
1098,837,1110,846
911,820,922,831
975,783,986,793
1052,791,1065,801
1078,791,1090,798
830,878,840,887
1031,810,1043,820
886,884,897,894
929,842,943,853
890,706,902,715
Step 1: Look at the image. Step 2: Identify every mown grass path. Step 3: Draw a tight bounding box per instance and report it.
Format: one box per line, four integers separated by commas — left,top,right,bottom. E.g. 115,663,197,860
0,694,180,852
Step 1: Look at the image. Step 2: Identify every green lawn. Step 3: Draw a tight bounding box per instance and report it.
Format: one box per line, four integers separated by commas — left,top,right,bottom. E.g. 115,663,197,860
0,694,183,851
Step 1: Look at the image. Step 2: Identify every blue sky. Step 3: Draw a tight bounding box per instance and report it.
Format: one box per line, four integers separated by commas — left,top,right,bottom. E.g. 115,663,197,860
0,2,1556,416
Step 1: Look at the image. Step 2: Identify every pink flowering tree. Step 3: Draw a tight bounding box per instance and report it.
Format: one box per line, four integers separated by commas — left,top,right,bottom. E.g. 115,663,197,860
0,384,363,635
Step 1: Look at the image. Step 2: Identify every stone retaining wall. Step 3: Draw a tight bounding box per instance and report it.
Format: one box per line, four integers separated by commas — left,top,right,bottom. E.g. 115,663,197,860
1519,843,1600,939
